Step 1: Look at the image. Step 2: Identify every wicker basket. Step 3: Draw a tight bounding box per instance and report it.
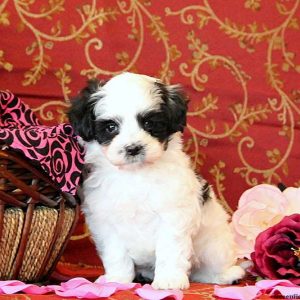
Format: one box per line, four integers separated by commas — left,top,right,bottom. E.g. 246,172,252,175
0,149,80,282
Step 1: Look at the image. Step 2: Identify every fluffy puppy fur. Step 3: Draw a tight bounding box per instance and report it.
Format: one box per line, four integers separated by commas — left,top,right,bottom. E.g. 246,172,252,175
68,72,245,289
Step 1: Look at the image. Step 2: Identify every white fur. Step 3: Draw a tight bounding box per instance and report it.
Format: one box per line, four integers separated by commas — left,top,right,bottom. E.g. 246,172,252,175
80,73,245,289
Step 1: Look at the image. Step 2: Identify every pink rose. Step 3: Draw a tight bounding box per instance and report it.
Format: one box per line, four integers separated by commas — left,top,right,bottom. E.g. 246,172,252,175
251,214,300,284
231,184,300,259
283,187,300,215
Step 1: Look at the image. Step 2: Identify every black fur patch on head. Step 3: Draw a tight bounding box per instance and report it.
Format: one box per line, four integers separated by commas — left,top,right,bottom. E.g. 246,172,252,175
137,110,170,143
137,82,188,143
94,118,121,145
200,181,212,204
155,82,188,134
68,79,105,141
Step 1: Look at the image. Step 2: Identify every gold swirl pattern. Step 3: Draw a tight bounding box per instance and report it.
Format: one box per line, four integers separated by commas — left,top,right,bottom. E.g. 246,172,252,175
0,0,299,280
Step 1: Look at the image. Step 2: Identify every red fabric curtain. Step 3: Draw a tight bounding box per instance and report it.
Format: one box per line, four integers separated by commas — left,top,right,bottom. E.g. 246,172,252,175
0,0,299,289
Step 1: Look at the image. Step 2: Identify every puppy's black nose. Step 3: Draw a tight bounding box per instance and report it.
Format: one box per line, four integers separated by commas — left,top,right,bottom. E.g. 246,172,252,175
125,144,143,156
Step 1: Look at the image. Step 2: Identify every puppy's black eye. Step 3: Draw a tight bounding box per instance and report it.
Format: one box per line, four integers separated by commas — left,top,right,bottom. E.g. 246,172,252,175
143,120,154,131
105,122,118,134
95,119,120,144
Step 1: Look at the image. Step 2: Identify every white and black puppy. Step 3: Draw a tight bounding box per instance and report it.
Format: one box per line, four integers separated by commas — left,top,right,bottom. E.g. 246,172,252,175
68,72,245,289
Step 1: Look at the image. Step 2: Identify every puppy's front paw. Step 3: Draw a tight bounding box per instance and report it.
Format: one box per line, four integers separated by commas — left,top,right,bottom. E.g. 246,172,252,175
152,271,190,290
105,273,134,284
218,266,245,284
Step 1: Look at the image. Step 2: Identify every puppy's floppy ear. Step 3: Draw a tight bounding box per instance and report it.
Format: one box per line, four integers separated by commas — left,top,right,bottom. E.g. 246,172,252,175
68,79,103,141
166,85,188,133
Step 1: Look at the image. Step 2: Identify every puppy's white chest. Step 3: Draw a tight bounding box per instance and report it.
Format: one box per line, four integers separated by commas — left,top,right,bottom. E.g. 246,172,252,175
83,171,162,260
112,204,159,242
108,196,157,225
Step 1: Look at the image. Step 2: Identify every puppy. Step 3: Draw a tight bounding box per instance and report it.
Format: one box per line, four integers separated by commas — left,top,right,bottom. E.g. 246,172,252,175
68,72,245,289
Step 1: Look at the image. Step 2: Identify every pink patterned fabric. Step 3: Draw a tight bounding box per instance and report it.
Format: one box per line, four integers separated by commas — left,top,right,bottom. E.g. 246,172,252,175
0,91,84,195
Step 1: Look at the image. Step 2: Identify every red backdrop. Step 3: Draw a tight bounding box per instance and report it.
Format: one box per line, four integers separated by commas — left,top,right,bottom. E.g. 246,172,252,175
0,0,299,296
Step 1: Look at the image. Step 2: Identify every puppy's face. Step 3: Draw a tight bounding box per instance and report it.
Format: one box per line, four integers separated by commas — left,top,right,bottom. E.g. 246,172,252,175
69,73,187,168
